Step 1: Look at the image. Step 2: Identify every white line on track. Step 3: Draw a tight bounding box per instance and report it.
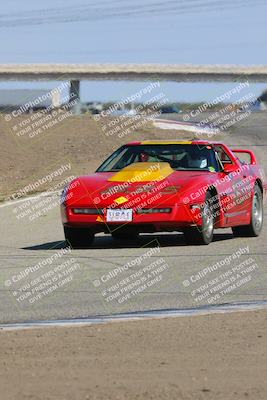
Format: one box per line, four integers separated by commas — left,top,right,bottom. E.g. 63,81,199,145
0,191,60,208
1,301,267,331
152,118,218,134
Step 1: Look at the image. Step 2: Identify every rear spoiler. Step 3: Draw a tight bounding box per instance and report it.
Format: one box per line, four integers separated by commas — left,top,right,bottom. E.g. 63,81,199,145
231,149,257,165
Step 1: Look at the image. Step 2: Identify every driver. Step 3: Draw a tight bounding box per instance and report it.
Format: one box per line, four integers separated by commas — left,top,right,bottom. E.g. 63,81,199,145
187,153,208,169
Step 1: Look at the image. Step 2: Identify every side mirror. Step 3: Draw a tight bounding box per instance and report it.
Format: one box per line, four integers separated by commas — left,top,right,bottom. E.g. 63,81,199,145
223,163,240,174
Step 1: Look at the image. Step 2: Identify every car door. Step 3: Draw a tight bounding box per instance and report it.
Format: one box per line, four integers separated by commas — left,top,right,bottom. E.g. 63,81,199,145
213,145,251,225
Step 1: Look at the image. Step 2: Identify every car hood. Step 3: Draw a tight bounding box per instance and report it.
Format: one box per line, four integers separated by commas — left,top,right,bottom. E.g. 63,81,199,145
65,162,217,206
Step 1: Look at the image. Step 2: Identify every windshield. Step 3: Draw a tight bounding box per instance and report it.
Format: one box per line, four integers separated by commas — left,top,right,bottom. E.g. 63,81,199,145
97,144,220,172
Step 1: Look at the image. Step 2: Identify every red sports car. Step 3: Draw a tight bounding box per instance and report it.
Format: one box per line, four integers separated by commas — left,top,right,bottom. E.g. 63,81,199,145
61,140,265,247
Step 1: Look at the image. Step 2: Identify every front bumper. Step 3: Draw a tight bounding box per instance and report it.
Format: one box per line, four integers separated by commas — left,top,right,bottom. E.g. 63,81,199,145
61,202,204,232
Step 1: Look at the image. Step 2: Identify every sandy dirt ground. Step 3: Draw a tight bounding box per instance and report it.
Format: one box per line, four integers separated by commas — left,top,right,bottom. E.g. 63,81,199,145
1,309,267,400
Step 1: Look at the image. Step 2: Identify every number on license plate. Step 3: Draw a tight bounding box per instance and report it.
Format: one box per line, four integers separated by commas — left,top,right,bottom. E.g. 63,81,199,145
106,209,133,222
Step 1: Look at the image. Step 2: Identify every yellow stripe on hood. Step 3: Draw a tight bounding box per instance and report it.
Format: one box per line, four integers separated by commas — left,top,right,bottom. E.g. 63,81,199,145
108,162,174,182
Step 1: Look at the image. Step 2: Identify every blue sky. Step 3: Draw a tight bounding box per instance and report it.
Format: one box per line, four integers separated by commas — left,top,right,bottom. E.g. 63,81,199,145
0,0,266,102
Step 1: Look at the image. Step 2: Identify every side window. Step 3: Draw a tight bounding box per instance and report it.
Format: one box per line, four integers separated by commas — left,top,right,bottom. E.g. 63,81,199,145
214,146,232,165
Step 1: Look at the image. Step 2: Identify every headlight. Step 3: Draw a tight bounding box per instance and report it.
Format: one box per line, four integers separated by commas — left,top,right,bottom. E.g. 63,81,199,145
73,208,104,215
136,208,172,214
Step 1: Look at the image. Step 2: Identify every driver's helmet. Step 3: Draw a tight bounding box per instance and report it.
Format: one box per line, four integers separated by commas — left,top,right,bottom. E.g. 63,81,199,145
139,152,149,162
188,153,208,168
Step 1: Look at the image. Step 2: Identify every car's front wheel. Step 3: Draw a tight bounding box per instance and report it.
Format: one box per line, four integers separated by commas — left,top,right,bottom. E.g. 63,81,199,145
64,226,94,248
183,192,214,245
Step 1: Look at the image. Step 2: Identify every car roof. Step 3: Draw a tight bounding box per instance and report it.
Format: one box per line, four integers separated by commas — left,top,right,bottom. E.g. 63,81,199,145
126,140,224,146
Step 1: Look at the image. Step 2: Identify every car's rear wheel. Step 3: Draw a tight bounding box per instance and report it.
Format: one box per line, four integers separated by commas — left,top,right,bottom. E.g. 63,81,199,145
232,184,263,237
183,192,214,245
64,226,94,248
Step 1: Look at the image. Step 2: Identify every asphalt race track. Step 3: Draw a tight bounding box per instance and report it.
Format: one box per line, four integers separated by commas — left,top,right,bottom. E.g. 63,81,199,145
1,113,267,325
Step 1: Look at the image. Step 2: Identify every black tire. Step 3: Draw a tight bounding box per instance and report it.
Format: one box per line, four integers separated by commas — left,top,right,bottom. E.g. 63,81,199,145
111,230,139,241
64,226,94,248
183,192,215,245
232,184,263,237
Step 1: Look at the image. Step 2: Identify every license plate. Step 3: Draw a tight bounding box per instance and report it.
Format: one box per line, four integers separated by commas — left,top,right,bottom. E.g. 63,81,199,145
106,209,133,222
